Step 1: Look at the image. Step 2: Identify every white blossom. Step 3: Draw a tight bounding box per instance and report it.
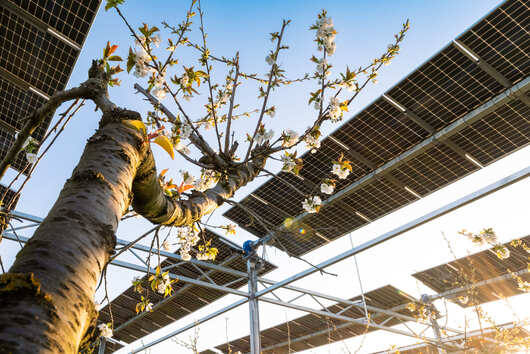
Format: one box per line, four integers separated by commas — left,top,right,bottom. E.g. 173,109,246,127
339,80,356,92
281,154,297,174
180,250,191,261
157,281,166,294
493,245,510,260
328,97,342,122
94,301,103,312
332,163,350,179
26,152,38,164
255,129,274,145
225,223,237,236
175,141,190,155
265,54,275,65
180,73,190,87
153,87,167,100
180,123,193,140
315,15,337,55
180,170,194,185
145,302,154,312
316,58,330,76
304,135,321,153
302,196,322,213
282,130,299,147
98,323,113,338
320,182,334,195
193,169,219,192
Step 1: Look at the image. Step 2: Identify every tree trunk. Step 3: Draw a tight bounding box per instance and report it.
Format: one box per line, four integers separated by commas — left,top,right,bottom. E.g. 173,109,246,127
0,104,267,353
0,109,146,353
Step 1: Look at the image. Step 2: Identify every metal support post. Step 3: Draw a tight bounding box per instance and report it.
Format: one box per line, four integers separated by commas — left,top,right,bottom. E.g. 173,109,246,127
422,294,446,354
248,255,262,354
98,338,106,354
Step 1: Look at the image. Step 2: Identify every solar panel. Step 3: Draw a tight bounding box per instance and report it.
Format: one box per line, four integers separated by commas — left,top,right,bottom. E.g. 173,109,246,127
413,235,530,307
223,0,530,257
205,285,418,354
101,229,276,353
371,323,530,354
0,0,100,174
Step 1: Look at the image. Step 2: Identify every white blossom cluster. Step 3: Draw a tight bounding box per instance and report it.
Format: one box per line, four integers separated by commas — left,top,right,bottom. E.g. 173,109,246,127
281,153,297,174
98,323,113,338
493,244,510,260
316,15,336,55
255,128,274,145
17,134,38,164
302,196,322,214
152,70,167,100
338,80,357,92
265,54,275,66
193,169,219,192
316,58,330,77
196,250,216,261
225,224,237,236
281,129,299,147
133,35,161,79
320,180,335,195
328,97,342,122
304,134,321,153
332,162,350,179
156,272,172,294
176,225,200,261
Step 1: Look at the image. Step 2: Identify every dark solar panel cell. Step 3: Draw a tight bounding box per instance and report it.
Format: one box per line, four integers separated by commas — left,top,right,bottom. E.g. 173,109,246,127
6,0,100,45
452,98,530,165
252,173,310,219
0,77,50,141
0,6,79,96
458,0,530,84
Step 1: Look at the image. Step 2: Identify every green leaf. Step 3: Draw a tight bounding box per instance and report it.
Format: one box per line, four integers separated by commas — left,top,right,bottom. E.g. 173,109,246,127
104,0,124,11
127,47,136,73
107,55,122,62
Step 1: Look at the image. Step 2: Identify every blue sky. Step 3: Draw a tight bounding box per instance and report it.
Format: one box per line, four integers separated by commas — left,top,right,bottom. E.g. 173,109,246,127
4,0,530,353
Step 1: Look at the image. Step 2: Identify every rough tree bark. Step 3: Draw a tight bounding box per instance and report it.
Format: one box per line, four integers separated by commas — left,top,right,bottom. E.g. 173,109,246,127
0,63,266,353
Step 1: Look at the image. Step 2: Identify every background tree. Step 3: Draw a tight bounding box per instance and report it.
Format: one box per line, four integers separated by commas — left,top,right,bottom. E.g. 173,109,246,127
0,1,408,352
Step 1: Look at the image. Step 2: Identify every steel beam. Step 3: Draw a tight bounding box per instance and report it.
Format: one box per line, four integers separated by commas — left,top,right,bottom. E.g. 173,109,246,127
124,167,527,352
111,260,250,298
259,296,458,351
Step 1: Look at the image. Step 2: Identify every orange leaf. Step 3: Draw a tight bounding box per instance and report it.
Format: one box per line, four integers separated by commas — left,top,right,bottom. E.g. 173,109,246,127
178,182,194,194
160,168,169,177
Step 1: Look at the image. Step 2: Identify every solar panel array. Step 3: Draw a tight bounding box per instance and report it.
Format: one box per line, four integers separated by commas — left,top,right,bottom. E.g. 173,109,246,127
101,230,276,353
203,285,418,354
0,0,100,174
224,0,530,257
413,235,530,307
